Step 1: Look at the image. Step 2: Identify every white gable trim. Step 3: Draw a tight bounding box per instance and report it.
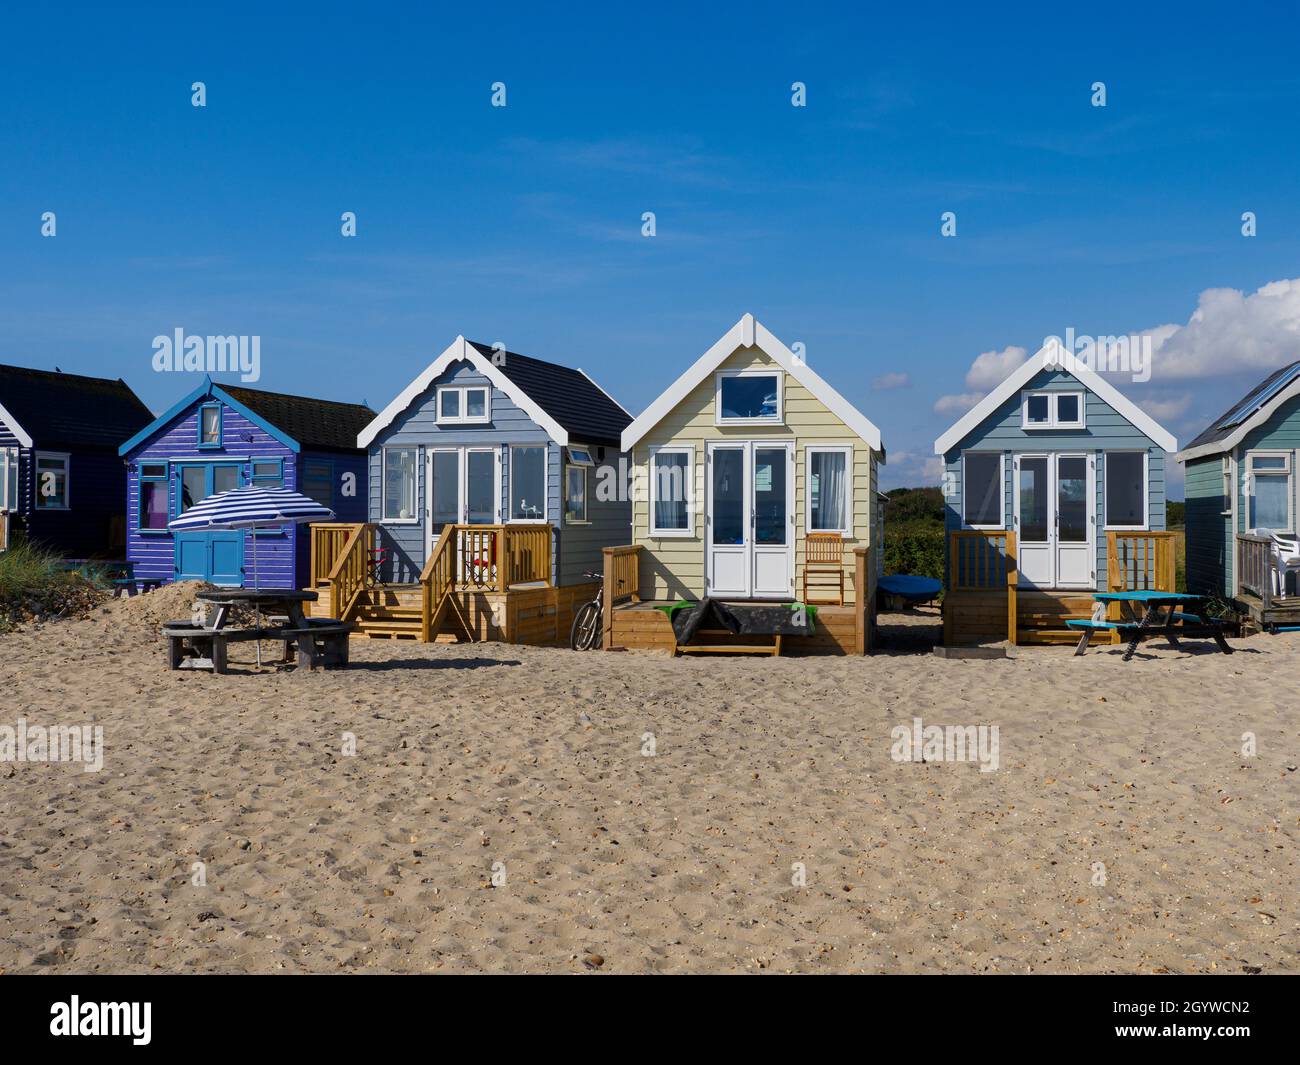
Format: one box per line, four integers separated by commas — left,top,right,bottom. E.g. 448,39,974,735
0,401,33,448
1176,376,1300,463
357,336,569,449
620,314,883,454
932,340,1178,455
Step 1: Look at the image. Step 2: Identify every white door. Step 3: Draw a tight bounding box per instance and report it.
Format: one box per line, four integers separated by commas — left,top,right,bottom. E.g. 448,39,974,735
1053,453,1094,589
426,447,500,556
1013,453,1094,590
706,441,794,599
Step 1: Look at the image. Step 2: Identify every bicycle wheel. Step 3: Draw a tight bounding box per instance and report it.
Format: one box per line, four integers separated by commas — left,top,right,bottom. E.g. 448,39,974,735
569,600,602,650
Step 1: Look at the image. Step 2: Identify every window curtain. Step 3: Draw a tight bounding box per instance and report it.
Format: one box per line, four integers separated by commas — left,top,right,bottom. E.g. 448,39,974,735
814,451,847,530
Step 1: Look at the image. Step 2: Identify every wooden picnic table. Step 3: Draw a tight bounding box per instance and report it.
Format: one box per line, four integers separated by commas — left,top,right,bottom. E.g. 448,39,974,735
1066,590,1234,662
163,588,353,674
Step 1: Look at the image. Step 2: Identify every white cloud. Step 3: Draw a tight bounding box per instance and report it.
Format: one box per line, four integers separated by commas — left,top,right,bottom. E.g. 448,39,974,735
1136,393,1192,422
965,345,1028,390
872,371,911,390
933,392,984,416
1145,278,1300,379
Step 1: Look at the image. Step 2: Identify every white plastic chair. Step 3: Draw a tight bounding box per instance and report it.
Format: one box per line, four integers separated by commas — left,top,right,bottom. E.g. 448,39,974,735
1269,531,1300,598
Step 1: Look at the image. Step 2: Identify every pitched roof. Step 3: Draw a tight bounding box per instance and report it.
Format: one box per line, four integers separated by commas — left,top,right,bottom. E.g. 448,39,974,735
357,336,633,450
620,314,884,454
1176,361,1300,461
0,363,152,450
223,385,373,453
932,340,1178,455
467,342,631,447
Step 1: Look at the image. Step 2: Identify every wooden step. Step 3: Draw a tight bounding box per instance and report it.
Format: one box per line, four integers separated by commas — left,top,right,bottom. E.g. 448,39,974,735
1016,628,1085,644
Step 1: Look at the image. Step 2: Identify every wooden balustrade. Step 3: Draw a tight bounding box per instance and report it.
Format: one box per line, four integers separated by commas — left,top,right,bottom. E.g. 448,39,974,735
600,545,642,650
946,530,1018,645
1236,532,1274,609
0,511,9,552
1106,531,1176,593
310,523,368,587
421,525,458,641
452,524,552,591
325,523,372,623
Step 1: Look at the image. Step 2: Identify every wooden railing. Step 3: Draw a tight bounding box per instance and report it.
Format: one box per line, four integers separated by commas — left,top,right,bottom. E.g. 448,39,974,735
947,530,1018,644
325,523,373,622
1236,532,1274,609
421,525,458,641
600,545,642,650
1106,531,1176,593
310,523,367,587
0,512,9,552
452,524,552,591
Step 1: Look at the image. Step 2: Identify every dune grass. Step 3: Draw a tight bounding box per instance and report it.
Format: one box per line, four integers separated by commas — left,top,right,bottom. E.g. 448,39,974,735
0,542,107,631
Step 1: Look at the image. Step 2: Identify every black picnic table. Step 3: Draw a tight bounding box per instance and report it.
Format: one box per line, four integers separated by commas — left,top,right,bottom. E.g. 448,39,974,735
163,589,353,674
1066,591,1233,662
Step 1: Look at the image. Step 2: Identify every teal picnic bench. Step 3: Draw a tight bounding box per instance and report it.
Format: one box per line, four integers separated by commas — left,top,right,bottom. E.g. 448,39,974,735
1067,591,1232,662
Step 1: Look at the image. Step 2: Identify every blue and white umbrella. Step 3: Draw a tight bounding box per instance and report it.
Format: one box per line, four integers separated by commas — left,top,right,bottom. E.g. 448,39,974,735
168,486,335,590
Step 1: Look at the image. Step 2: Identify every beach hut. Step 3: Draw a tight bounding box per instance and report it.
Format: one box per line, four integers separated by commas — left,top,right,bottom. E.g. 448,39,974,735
0,364,152,558
316,336,633,643
607,313,885,654
933,340,1177,645
1176,360,1300,628
117,378,372,588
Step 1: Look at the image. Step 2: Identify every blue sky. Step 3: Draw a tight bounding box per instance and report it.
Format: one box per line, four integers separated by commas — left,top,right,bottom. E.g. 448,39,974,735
3,2,1300,493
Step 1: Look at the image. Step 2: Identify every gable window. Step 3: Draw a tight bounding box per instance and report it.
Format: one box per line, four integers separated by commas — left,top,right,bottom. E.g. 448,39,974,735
139,462,169,531
650,445,692,536
382,447,418,522
35,452,70,510
437,386,490,425
565,465,587,523
716,371,782,425
198,403,223,447
1105,451,1147,529
1021,391,1085,429
807,445,852,534
302,458,334,507
1246,451,1292,532
962,452,1003,529
510,445,547,521
0,447,18,512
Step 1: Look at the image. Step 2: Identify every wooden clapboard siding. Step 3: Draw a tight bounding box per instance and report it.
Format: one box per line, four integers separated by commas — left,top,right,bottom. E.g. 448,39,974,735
630,345,876,603
1183,455,1231,598
941,368,1167,595
367,359,631,588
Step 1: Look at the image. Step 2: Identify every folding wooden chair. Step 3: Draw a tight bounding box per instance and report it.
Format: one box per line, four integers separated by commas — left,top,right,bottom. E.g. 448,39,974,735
801,532,845,606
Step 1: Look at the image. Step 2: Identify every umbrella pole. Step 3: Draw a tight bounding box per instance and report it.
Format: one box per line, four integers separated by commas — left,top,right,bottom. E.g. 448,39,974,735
252,530,262,667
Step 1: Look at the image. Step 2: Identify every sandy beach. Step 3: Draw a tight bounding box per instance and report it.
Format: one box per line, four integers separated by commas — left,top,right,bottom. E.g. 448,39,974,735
0,585,1295,974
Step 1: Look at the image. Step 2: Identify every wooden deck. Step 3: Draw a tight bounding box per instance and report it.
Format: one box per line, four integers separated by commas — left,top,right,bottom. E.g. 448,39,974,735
609,600,861,655
305,522,587,645
1235,532,1300,629
944,530,1177,646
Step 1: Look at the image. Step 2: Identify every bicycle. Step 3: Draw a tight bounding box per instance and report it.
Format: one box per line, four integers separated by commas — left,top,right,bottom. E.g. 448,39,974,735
569,570,606,650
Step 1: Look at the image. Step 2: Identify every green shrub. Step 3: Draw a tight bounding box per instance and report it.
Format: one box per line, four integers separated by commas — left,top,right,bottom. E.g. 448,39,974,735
882,522,945,581
0,543,107,631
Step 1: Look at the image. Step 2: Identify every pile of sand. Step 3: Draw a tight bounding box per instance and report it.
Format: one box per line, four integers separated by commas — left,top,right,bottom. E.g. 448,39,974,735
97,580,214,635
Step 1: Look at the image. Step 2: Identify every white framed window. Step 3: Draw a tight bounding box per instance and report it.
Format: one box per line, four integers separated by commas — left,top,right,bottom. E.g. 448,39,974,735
805,444,853,534
962,452,1004,529
649,445,693,536
0,447,18,512
564,465,588,523
436,385,490,425
35,451,70,510
509,445,548,522
1245,450,1293,533
1104,451,1148,530
715,370,783,426
382,446,419,523
566,444,595,466
1221,455,1233,516
1021,390,1085,429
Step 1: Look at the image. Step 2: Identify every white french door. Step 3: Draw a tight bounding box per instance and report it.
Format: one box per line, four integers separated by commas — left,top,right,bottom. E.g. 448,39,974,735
426,447,500,556
705,441,794,599
1014,452,1095,589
